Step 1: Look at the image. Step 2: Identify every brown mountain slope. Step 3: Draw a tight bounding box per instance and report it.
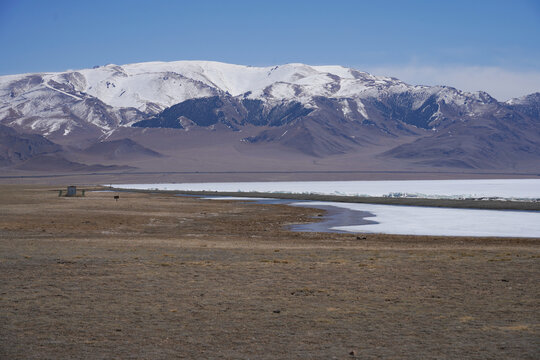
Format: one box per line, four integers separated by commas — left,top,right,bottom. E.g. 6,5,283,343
83,138,163,160
0,124,62,166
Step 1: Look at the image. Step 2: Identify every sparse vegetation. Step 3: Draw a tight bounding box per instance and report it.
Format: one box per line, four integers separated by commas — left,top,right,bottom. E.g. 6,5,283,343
0,185,538,359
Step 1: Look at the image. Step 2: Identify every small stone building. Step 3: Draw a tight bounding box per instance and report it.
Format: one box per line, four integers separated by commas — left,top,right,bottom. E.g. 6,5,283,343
66,186,77,197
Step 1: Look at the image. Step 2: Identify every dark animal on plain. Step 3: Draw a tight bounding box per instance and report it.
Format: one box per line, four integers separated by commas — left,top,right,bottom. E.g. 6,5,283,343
114,195,119,201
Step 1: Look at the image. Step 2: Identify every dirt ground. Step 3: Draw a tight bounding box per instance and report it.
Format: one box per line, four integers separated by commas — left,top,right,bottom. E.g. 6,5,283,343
0,185,538,359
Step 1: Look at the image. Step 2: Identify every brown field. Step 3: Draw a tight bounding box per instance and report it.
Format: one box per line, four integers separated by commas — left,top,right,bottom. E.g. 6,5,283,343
1,185,539,359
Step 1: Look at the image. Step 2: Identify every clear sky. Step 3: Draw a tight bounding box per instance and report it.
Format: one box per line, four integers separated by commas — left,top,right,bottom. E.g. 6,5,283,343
1,0,539,100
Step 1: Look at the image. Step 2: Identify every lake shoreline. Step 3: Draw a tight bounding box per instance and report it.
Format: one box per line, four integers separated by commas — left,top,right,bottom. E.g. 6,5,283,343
110,187,540,211
191,195,540,238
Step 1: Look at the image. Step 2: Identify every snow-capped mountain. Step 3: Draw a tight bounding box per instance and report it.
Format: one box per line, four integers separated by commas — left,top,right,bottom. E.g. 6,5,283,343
1,60,539,172
0,60,474,135
505,92,540,120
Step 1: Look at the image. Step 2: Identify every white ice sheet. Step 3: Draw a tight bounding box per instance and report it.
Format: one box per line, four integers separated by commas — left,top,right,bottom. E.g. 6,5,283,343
291,201,540,238
114,179,540,200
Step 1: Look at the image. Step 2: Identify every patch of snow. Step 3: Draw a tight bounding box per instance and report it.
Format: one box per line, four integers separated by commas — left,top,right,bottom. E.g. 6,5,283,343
99,129,115,141
266,83,299,100
29,117,67,135
355,99,368,119
44,84,82,100
340,100,351,117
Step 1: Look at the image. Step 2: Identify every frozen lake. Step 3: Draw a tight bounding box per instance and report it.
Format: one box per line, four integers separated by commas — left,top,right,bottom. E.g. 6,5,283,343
291,201,540,238
202,196,540,238
115,180,540,238
115,179,540,200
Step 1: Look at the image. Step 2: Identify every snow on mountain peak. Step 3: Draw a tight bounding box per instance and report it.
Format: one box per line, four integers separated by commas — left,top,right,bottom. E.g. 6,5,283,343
4,60,530,141
1,60,406,113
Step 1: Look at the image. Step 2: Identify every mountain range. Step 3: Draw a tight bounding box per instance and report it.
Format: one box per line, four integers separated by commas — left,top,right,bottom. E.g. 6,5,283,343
1,61,539,176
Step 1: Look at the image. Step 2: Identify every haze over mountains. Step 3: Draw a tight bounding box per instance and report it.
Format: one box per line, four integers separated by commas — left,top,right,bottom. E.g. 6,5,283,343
1,60,539,176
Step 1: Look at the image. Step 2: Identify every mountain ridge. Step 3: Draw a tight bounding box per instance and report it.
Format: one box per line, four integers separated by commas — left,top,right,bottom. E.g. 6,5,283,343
1,60,539,173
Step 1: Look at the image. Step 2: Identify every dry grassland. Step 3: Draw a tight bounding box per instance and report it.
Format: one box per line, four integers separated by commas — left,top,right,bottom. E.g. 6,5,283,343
0,185,538,359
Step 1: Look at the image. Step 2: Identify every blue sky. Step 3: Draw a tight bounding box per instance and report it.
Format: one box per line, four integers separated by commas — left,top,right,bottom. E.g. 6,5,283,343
1,0,539,100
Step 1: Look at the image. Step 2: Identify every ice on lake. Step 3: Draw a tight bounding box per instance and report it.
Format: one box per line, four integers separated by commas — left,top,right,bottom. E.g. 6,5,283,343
115,179,540,200
200,196,540,238
114,180,540,237
290,201,540,238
